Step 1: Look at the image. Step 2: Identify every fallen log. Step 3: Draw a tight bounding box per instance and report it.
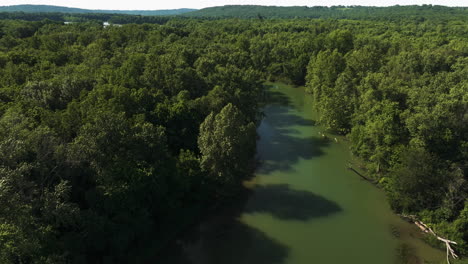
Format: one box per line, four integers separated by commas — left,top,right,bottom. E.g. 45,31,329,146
346,164,375,183
400,214,458,264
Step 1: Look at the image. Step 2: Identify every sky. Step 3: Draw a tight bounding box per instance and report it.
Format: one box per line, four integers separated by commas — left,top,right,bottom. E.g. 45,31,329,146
0,0,465,10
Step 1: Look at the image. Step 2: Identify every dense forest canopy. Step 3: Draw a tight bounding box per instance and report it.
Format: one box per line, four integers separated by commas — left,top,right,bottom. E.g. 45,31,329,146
0,5,467,263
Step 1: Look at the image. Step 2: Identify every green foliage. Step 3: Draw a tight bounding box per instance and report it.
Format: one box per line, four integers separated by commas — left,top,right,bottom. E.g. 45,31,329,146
198,103,256,190
306,49,348,132
388,147,447,212
0,10,467,261
0,17,268,262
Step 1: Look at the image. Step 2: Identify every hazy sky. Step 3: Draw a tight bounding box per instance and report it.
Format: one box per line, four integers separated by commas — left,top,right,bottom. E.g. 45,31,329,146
0,0,465,10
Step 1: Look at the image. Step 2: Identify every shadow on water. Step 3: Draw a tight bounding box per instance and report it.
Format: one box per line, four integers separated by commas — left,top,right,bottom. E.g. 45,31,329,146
158,87,340,264
245,184,342,221
163,219,289,264
256,90,328,175
159,184,342,264
266,89,294,107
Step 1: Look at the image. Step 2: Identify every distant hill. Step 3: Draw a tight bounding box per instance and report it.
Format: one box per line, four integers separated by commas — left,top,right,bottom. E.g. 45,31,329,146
0,4,196,16
183,5,468,20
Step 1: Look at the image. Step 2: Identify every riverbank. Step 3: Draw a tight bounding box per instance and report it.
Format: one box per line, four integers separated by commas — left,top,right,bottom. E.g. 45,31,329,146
158,82,446,264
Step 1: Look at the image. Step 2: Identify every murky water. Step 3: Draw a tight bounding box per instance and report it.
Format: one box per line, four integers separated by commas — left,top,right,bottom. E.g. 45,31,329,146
161,83,445,264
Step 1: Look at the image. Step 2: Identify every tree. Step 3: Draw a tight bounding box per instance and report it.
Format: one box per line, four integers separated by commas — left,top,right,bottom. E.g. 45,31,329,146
306,49,346,106
326,29,354,54
198,103,256,189
389,147,447,212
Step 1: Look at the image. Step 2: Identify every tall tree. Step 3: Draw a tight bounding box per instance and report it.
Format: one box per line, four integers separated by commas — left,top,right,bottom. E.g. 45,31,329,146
198,103,256,189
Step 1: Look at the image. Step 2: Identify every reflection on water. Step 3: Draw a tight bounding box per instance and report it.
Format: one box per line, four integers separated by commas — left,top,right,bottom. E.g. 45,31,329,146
159,83,445,264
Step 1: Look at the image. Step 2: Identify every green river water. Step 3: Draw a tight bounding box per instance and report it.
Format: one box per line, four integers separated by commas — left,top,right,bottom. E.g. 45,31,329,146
163,83,445,264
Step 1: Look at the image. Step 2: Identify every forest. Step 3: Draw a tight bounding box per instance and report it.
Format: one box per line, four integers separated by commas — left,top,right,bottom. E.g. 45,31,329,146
0,6,467,263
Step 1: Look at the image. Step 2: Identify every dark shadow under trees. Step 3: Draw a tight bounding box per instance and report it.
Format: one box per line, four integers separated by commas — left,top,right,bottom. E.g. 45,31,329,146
159,184,342,264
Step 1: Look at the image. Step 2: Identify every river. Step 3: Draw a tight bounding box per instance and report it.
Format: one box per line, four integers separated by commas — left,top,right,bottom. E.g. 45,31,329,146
161,82,445,264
